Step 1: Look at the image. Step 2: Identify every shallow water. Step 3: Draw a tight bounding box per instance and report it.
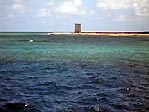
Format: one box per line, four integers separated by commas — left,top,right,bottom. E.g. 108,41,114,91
0,35,149,112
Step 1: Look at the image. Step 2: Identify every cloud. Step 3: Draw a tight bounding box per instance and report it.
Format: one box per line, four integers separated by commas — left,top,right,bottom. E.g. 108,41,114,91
97,0,149,16
8,14,14,18
115,15,126,21
133,0,149,16
97,0,131,10
11,0,27,13
0,0,148,32
10,0,35,13
38,0,94,17
56,0,83,15
74,0,82,7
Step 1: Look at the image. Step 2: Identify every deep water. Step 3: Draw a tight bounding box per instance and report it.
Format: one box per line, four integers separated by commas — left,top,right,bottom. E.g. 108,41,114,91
0,35,149,112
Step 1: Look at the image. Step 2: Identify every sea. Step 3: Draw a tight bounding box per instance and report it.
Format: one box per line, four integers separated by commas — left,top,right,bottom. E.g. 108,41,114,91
0,33,149,112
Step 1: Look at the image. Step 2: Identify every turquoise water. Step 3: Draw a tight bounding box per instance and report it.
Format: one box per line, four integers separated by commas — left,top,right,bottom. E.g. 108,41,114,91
0,35,149,112
0,35,149,63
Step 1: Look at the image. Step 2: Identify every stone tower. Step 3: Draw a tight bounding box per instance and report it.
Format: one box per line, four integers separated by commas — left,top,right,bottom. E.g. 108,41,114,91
75,24,81,33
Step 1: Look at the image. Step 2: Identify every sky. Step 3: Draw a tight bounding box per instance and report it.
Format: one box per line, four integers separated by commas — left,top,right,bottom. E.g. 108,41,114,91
0,0,149,32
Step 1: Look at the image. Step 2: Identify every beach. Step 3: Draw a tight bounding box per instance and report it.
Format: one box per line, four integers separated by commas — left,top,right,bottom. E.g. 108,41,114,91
48,32,149,36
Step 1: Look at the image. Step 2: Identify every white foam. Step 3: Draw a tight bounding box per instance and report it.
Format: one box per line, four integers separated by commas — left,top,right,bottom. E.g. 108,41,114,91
29,40,33,42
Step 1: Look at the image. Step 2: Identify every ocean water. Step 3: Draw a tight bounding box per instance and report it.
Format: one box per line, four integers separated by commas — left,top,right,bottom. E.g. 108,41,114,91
0,35,149,112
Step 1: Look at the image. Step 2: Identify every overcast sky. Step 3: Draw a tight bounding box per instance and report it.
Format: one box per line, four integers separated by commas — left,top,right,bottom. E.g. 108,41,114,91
0,0,149,32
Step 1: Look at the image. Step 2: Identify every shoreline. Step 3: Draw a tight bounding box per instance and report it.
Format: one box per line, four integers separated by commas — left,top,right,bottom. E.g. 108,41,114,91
48,32,149,36
0,32,149,36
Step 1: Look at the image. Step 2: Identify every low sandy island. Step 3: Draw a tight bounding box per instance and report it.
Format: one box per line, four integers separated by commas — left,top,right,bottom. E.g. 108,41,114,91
48,32,149,36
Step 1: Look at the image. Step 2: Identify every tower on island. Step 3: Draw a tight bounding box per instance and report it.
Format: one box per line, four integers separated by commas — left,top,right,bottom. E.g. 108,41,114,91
75,23,81,33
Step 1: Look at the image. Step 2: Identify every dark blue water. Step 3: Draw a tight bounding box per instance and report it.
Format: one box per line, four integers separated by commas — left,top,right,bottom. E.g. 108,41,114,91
0,35,149,112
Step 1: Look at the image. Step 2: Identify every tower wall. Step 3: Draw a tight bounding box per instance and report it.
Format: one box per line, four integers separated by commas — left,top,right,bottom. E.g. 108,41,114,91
75,24,81,33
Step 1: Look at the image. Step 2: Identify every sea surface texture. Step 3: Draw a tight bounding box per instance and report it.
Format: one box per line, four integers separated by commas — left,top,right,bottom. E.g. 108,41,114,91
0,35,149,112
